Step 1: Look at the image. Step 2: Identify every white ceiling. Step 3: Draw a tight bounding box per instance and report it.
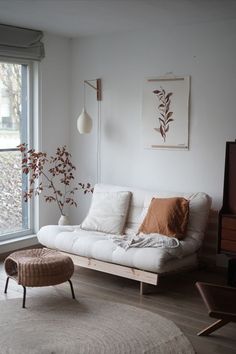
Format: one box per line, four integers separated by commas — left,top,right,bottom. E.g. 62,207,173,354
0,0,236,37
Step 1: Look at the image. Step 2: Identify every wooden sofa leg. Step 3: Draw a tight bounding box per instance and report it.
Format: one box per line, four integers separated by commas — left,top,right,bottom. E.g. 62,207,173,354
140,282,146,295
197,319,229,336
140,279,159,295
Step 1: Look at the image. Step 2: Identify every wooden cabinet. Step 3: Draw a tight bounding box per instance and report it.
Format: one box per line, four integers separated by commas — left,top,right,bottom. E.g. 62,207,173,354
220,215,236,253
218,141,236,255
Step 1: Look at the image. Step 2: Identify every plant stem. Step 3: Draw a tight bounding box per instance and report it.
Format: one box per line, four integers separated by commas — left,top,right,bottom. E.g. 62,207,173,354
41,171,64,215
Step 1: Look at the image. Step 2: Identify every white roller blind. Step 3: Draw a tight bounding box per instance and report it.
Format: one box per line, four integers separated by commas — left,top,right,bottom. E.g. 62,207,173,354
0,24,44,61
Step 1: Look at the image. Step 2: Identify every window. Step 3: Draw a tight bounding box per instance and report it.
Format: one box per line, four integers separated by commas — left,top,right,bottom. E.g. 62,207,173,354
0,59,33,240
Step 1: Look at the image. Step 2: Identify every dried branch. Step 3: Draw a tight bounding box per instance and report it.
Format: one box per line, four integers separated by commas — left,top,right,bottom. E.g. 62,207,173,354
153,87,174,142
17,143,93,215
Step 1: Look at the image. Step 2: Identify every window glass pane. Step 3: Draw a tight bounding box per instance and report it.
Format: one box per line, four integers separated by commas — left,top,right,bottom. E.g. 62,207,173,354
0,60,32,239
0,63,21,149
0,150,29,236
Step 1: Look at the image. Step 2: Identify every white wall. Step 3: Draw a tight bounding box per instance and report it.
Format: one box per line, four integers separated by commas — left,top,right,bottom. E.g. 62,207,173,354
70,19,236,224
38,33,70,227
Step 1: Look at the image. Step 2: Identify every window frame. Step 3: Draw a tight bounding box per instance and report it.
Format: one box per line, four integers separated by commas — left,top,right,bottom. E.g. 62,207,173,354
0,56,35,241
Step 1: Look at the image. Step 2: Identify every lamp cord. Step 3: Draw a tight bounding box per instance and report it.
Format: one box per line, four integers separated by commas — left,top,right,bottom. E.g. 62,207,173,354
97,101,101,183
84,81,86,109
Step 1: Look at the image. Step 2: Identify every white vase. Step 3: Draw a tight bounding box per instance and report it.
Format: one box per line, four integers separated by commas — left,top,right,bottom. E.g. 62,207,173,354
58,215,70,226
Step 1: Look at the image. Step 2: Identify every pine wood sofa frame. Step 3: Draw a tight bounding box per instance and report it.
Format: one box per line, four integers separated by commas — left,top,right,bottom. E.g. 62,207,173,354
60,252,159,295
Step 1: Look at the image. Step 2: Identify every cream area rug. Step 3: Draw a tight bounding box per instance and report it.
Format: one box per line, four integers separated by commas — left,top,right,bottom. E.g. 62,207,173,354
0,296,195,354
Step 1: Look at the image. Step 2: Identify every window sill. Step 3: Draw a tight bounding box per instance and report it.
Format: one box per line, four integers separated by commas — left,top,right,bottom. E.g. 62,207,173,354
0,234,39,256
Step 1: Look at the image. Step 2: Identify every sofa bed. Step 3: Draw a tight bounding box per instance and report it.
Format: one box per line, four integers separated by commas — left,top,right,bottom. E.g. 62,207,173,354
37,184,211,294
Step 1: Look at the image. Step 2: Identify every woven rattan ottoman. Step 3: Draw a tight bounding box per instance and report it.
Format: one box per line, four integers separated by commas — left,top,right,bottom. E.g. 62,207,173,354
4,248,75,308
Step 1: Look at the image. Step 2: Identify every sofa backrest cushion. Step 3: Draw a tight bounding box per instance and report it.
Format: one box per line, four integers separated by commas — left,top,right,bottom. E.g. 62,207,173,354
81,189,131,234
138,197,189,239
92,184,211,244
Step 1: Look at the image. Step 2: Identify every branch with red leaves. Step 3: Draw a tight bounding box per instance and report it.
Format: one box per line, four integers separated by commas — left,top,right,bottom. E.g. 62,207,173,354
17,144,93,216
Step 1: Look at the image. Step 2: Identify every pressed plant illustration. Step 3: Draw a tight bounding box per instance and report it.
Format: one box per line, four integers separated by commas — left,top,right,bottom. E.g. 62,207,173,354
17,143,93,216
153,87,174,142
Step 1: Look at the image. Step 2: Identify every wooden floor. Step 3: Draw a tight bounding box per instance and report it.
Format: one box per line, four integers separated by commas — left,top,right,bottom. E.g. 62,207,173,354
1,263,235,354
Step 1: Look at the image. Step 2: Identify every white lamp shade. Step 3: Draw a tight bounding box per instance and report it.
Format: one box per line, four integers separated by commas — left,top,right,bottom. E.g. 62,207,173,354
77,108,93,134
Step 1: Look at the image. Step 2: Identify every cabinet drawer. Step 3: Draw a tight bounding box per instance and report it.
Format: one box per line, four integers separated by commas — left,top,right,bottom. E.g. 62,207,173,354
221,228,236,241
222,216,236,230
221,240,236,253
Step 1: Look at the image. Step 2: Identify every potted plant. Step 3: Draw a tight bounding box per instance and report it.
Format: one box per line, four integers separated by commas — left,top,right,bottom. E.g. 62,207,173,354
17,144,93,225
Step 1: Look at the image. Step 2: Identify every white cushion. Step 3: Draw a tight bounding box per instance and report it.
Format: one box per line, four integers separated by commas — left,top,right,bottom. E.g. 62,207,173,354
37,226,198,273
81,189,131,234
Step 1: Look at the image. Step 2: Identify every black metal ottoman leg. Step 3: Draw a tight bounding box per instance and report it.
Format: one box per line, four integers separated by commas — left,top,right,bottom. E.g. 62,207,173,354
22,286,26,308
4,277,9,294
68,279,75,299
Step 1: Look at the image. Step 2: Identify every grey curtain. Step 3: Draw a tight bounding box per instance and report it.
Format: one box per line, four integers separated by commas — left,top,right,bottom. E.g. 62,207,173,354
0,24,45,61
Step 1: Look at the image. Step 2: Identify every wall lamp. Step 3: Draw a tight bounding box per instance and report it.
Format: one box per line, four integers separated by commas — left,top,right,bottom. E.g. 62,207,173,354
77,78,102,182
77,79,102,134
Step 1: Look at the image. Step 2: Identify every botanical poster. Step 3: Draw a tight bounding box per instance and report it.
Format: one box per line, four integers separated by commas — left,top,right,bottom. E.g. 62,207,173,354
142,76,190,149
